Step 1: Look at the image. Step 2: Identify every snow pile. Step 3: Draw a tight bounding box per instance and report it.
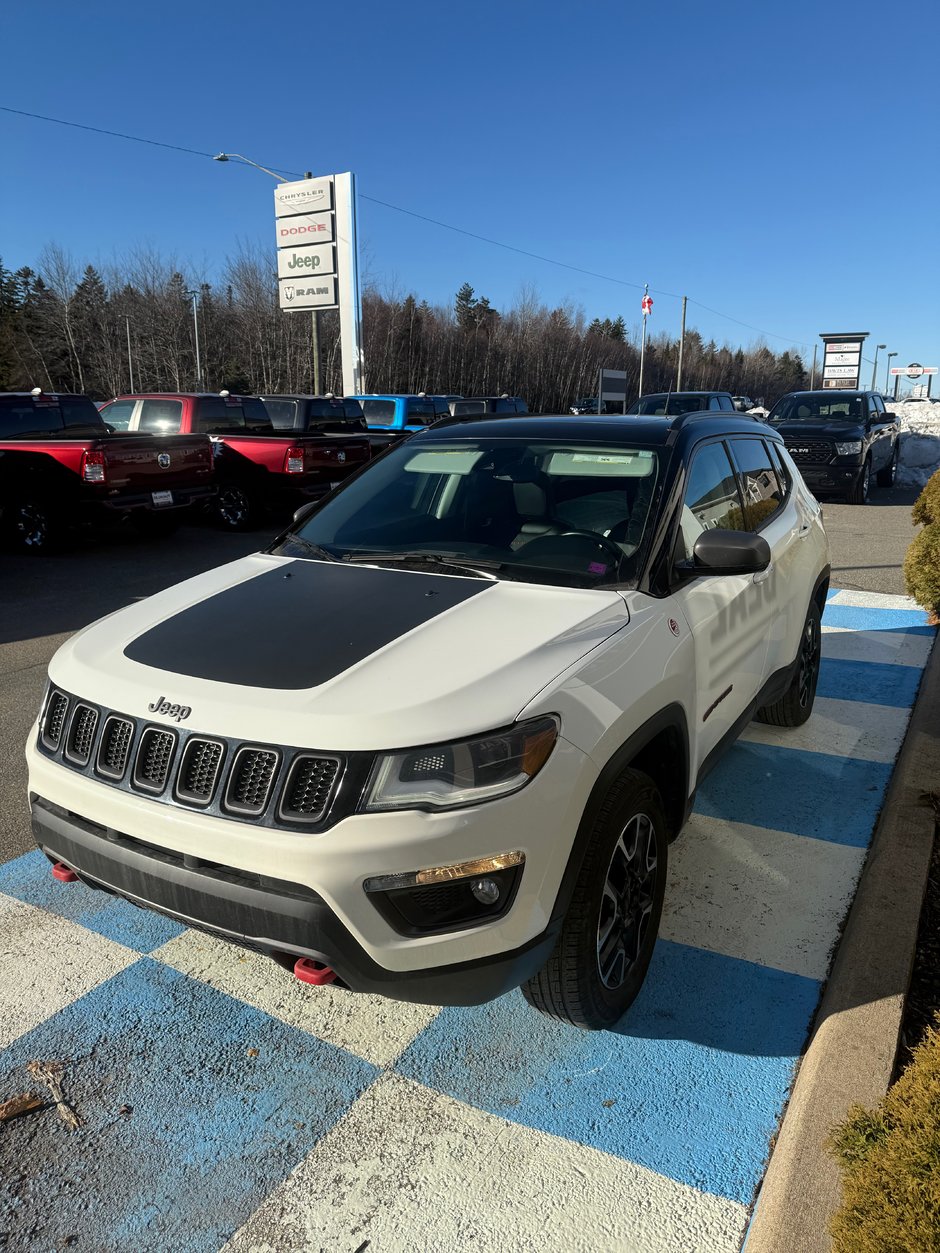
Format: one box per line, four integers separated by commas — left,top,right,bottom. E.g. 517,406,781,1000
894,399,940,489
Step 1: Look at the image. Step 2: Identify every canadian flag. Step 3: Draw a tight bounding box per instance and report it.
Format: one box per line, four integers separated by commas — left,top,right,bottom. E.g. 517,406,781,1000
641,293,653,316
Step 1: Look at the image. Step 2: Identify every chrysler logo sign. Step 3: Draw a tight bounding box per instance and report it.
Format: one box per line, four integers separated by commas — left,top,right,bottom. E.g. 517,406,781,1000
157,452,171,468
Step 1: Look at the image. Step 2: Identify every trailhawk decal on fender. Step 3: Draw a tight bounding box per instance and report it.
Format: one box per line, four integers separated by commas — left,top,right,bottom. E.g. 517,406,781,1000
123,561,491,690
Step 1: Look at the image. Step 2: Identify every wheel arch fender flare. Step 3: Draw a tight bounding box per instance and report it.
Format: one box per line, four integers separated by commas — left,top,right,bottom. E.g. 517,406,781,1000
549,702,690,929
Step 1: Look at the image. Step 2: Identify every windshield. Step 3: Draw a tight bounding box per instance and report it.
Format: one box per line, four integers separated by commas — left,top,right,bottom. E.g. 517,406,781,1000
271,436,663,588
627,395,709,416
768,394,863,423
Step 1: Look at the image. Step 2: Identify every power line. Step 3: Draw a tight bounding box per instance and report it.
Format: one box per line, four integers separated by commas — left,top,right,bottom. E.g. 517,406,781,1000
2,103,810,350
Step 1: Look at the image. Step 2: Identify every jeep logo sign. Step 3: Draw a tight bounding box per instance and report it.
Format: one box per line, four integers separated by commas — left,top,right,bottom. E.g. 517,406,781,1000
276,243,336,281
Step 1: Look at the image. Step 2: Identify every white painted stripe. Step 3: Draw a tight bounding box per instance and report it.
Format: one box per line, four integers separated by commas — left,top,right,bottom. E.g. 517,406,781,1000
223,1072,749,1253
829,589,919,611
0,891,139,1048
662,815,865,981
821,625,932,669
742,696,911,763
152,930,439,1068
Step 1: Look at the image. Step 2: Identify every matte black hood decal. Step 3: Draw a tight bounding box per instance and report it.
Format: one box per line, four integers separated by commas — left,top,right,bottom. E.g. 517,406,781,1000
124,561,490,689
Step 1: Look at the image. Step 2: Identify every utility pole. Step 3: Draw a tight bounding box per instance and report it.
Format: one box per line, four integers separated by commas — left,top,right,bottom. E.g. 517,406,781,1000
638,284,651,400
810,345,817,389
871,344,885,390
186,290,203,386
311,311,321,394
125,316,135,392
676,296,687,392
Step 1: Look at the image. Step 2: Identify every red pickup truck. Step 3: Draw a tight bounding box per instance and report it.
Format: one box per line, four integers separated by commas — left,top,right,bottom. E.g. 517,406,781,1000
99,393,372,529
0,392,215,552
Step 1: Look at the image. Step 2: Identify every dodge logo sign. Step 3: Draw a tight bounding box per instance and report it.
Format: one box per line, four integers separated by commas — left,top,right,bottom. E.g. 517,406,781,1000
157,452,171,469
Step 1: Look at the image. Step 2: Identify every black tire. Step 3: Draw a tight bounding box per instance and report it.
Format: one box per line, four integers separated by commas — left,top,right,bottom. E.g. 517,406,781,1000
755,599,821,727
876,446,898,489
7,499,59,553
847,457,871,504
216,485,257,531
521,769,667,1030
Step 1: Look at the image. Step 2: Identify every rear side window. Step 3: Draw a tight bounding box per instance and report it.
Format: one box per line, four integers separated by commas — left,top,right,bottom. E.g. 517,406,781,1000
0,397,63,438
766,439,792,491
196,398,246,433
262,399,298,429
138,399,183,433
101,400,136,430
719,395,735,411
514,399,528,414
728,437,783,528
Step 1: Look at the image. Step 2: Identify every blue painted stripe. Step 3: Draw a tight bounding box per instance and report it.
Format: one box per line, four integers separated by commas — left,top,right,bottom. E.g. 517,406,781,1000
0,850,184,952
695,741,892,847
818,656,924,708
395,941,820,1206
825,588,840,602
822,604,931,633
0,960,378,1253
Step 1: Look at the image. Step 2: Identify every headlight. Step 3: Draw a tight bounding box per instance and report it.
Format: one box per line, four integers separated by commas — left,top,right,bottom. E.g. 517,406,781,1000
363,716,559,812
834,440,863,456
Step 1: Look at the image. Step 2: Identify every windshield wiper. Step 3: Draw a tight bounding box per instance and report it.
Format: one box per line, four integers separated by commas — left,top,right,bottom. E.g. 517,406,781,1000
339,550,502,578
278,534,341,561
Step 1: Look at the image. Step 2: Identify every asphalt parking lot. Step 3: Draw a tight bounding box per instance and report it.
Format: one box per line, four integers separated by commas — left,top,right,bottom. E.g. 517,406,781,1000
0,485,929,1252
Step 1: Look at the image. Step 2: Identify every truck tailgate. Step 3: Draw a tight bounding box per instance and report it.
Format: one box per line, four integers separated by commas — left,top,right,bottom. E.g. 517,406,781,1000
101,435,214,491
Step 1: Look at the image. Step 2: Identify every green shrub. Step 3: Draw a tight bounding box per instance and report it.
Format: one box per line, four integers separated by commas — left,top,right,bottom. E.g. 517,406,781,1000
828,1017,940,1252
912,469,940,527
903,522,940,623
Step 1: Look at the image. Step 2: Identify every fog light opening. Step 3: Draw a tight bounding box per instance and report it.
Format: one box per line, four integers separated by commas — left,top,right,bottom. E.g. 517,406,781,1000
470,877,501,905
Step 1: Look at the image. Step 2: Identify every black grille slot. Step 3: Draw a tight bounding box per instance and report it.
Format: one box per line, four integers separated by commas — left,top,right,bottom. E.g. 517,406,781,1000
785,440,832,466
41,691,69,751
175,738,225,806
65,704,99,766
96,716,134,780
133,727,177,794
224,747,279,816
278,754,341,823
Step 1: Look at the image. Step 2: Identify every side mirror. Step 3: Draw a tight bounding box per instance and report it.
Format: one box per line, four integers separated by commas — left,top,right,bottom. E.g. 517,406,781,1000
679,529,771,577
883,411,898,422
291,501,319,527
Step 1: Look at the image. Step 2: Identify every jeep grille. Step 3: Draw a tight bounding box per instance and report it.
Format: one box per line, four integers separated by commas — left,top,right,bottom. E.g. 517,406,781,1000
279,755,341,823
224,747,279,816
96,716,134,780
65,704,99,766
175,738,224,806
133,727,177,793
42,691,69,750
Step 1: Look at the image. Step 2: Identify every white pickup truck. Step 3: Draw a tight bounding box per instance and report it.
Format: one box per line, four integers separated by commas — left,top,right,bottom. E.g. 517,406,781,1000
27,411,829,1029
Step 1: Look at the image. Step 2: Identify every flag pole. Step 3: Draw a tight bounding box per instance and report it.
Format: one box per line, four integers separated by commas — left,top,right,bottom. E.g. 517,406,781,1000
638,284,650,400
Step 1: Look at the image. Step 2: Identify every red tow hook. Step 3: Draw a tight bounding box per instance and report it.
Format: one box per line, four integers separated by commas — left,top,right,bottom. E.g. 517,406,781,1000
51,862,79,883
293,957,337,986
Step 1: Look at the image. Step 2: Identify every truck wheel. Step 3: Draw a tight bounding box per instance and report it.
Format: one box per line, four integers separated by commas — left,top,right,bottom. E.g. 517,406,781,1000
755,600,821,728
8,500,59,553
876,446,899,489
216,485,256,530
521,769,667,1030
847,458,871,504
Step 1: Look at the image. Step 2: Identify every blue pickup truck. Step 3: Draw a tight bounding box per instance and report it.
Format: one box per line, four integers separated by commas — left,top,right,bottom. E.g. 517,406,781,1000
351,394,457,453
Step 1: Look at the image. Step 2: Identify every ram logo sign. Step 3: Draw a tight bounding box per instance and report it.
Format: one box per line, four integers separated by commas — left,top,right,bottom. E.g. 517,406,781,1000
278,276,338,311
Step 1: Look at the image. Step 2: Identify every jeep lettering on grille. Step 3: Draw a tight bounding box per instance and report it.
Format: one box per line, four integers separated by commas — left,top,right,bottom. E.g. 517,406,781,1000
147,696,192,723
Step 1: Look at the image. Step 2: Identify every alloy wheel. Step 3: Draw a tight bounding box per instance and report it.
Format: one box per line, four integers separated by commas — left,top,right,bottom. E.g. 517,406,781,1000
798,612,821,709
596,813,658,989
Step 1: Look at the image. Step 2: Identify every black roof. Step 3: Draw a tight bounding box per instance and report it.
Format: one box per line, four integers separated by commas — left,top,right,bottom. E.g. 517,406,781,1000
419,413,776,445
780,389,876,398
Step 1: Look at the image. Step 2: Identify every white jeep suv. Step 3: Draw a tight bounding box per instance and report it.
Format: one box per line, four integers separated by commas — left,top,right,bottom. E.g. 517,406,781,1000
27,413,829,1029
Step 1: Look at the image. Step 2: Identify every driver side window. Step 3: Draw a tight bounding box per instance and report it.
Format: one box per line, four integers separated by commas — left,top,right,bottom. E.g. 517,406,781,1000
675,441,746,562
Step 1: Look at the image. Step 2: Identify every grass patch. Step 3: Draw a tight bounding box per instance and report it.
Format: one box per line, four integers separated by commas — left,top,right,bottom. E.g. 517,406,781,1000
828,1016,940,1251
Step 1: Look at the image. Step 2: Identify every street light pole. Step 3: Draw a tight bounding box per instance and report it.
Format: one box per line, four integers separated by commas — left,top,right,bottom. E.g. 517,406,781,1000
885,352,897,394
215,153,321,394
871,343,886,391
186,290,202,386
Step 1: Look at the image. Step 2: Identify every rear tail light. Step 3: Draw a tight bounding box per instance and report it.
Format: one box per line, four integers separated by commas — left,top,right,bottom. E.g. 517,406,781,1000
81,450,107,483
285,445,304,474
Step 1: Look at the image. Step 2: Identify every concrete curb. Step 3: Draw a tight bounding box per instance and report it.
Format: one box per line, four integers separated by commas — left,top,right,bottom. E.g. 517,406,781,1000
744,629,940,1253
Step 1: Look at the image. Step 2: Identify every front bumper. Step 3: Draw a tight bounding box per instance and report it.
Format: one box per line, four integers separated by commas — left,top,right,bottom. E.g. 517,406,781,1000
26,732,594,1003
792,463,863,492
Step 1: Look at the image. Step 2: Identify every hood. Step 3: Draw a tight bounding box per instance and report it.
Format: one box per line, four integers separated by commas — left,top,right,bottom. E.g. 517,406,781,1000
770,419,864,440
51,554,629,750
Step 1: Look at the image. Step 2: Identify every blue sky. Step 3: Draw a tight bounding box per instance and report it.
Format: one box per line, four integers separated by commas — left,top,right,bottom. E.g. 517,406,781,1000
2,0,938,375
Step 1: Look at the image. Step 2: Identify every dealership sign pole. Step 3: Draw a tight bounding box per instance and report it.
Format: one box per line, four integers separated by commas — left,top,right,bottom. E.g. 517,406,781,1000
274,173,364,396
818,331,868,390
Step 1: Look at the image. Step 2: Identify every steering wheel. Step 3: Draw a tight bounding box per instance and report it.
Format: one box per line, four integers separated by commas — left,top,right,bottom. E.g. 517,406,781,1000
557,528,626,567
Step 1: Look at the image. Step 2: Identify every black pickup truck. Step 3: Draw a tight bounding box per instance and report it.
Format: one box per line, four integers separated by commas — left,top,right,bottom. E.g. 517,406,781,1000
766,390,900,504
626,391,740,416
